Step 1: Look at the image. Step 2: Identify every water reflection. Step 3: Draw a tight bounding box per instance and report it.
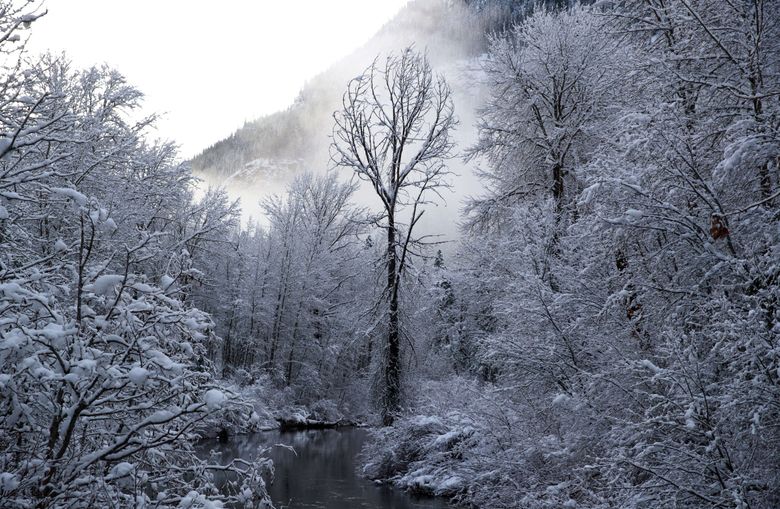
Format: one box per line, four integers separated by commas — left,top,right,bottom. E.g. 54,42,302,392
202,428,450,509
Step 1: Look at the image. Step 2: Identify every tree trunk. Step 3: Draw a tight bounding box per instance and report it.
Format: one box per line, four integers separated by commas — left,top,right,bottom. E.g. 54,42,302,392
383,219,401,426
268,245,292,370
552,160,564,220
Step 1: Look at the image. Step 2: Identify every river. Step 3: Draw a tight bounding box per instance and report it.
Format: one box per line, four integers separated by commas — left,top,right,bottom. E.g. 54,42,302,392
201,427,451,509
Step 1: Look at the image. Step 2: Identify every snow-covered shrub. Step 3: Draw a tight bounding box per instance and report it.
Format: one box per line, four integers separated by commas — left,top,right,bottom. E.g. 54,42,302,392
0,270,271,507
362,379,492,502
363,415,449,482
361,377,616,508
307,399,344,423
197,371,279,437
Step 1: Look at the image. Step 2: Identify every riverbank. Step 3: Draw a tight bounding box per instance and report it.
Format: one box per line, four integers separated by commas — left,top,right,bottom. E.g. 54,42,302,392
200,372,374,439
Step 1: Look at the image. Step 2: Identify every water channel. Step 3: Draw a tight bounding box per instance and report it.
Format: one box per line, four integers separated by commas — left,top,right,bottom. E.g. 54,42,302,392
202,427,450,509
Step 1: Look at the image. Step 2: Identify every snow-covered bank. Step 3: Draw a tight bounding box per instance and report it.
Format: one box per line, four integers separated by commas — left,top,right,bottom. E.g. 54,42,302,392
360,378,597,508
202,373,369,439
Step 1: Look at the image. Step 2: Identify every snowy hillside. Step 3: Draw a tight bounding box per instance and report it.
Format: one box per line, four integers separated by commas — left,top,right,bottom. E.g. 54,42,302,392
190,0,498,186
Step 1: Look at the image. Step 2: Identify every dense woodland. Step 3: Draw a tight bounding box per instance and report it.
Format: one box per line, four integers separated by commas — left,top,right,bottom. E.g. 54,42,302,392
1,0,779,508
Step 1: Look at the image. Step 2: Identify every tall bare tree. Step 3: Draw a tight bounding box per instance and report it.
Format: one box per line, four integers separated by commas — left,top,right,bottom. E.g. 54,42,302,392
331,47,456,425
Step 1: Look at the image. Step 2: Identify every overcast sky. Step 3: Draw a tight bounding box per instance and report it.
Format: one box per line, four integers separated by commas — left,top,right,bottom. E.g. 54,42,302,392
28,1,409,158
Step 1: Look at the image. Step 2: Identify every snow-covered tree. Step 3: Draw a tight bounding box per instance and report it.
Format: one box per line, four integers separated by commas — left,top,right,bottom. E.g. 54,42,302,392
0,15,270,506
331,47,456,425
467,6,624,236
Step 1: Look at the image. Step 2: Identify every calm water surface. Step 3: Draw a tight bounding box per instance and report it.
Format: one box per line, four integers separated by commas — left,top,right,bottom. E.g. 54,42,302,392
202,428,450,509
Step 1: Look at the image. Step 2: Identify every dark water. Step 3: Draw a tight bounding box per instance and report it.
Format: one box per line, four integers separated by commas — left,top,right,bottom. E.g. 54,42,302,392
201,428,450,509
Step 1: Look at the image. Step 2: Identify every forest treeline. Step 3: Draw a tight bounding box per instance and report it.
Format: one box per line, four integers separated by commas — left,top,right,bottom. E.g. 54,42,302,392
194,0,780,505
1,0,778,508
356,2,780,508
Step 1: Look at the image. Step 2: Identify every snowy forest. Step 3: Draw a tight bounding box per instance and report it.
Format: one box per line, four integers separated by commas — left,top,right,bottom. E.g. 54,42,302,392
1,0,779,508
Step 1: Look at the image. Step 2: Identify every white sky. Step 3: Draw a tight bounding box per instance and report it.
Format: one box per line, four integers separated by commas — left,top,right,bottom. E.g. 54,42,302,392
28,1,409,158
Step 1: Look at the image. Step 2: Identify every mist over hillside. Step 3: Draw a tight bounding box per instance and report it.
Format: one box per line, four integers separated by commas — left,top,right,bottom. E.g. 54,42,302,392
189,0,522,235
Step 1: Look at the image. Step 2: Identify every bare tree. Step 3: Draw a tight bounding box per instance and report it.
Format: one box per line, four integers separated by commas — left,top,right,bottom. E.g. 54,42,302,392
331,47,456,425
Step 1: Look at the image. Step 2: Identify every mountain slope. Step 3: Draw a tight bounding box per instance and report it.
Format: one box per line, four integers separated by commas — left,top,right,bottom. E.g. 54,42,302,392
189,0,506,188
